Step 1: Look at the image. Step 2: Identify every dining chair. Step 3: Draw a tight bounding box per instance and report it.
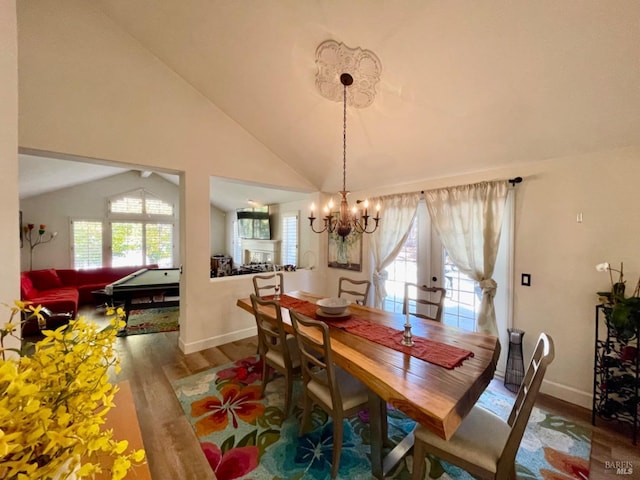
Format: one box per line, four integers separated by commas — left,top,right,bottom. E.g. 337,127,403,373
249,294,300,416
411,332,555,480
403,282,446,322
289,309,371,479
337,276,371,305
252,272,285,298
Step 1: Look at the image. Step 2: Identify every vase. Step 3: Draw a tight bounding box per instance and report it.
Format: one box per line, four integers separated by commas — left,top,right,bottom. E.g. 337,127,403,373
337,239,348,265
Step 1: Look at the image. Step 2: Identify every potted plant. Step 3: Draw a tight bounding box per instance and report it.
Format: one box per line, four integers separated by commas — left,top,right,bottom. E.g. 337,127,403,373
0,301,145,479
596,262,640,342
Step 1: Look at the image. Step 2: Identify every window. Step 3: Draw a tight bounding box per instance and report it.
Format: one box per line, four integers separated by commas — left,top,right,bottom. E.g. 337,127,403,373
237,206,271,240
232,219,242,266
71,220,103,269
281,212,299,266
109,189,175,267
383,219,418,314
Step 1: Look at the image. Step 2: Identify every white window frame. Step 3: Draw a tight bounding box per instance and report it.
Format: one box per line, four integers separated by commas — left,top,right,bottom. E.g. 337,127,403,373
281,211,299,267
70,218,104,269
107,189,175,267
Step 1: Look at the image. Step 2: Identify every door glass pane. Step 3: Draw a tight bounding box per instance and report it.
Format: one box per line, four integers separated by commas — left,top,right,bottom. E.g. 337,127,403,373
442,251,479,331
383,219,418,313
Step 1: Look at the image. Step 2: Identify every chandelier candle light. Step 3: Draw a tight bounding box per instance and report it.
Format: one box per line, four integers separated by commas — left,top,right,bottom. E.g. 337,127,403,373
308,73,381,241
24,223,57,271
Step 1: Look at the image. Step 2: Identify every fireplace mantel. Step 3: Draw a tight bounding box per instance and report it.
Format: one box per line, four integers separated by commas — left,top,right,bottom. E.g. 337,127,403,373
242,239,281,264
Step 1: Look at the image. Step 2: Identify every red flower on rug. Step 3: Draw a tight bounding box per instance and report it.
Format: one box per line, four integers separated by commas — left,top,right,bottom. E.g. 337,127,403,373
541,447,590,479
201,442,259,480
191,383,265,436
216,356,264,385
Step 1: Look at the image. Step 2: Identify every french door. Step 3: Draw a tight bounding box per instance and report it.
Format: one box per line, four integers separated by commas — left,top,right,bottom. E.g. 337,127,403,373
383,194,513,336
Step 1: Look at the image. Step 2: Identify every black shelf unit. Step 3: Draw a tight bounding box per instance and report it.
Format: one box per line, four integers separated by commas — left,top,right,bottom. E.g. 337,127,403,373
592,304,640,444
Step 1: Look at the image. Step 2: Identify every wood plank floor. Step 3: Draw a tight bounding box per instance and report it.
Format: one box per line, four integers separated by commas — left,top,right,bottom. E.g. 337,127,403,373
78,306,640,480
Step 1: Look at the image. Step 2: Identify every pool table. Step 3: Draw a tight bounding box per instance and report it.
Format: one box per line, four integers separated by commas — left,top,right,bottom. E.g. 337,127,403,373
105,267,180,319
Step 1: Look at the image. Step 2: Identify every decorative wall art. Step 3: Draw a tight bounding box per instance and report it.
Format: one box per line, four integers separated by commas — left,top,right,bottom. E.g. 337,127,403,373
327,216,363,271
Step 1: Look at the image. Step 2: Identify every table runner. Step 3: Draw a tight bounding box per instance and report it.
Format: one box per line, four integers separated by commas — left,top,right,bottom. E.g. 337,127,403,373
276,295,474,369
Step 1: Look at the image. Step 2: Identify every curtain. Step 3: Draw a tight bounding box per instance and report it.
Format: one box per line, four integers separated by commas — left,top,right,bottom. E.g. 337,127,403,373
425,180,508,335
370,192,421,308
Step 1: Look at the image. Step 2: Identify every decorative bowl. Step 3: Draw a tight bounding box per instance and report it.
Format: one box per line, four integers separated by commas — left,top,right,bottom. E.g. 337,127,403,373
317,297,349,315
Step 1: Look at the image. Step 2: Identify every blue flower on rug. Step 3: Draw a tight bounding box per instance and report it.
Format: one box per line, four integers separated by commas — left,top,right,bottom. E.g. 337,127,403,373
262,418,370,479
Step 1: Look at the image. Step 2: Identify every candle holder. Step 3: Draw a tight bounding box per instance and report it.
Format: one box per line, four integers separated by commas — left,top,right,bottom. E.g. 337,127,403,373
401,324,415,346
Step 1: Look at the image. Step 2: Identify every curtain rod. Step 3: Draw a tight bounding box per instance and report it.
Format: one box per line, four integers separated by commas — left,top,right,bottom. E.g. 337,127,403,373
418,177,523,195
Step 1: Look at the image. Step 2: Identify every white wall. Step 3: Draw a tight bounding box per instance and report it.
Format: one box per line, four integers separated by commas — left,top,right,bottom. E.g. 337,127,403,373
209,205,226,257
0,1,20,352
19,171,180,271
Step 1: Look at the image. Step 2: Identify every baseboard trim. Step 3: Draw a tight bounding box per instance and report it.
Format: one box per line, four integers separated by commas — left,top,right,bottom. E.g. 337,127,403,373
494,369,592,409
540,378,593,409
179,326,256,355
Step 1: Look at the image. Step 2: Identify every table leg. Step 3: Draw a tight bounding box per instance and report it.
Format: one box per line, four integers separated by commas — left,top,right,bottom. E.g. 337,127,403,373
368,391,384,479
368,391,416,478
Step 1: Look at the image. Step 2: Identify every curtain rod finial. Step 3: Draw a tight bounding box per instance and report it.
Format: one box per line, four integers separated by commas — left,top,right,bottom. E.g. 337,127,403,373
508,177,523,186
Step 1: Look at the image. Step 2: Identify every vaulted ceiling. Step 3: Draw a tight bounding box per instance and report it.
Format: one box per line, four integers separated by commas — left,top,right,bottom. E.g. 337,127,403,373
19,1,640,210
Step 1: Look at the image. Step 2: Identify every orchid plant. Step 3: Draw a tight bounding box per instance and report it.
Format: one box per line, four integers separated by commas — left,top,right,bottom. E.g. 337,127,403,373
0,301,146,480
596,262,640,340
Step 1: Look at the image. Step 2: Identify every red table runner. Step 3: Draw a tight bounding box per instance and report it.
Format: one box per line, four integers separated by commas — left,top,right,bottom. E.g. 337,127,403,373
276,295,474,369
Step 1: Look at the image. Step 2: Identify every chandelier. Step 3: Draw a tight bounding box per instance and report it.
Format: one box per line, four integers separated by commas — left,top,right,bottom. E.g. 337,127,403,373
308,73,381,240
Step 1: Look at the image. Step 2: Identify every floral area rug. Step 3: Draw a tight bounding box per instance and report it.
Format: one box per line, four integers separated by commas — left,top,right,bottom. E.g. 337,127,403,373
118,306,180,336
171,356,591,480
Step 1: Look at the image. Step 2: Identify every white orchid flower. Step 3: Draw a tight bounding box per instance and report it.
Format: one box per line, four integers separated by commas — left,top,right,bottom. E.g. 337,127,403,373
595,262,610,272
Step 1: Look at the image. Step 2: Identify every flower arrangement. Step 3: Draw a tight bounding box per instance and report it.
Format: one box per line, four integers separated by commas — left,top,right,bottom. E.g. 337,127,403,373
0,301,145,480
596,262,640,340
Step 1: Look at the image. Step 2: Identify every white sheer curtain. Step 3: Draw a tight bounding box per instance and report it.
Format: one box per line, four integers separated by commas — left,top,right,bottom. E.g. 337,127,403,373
425,180,509,335
370,192,421,308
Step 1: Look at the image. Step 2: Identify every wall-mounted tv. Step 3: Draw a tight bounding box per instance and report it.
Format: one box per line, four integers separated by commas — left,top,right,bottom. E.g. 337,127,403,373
237,206,271,240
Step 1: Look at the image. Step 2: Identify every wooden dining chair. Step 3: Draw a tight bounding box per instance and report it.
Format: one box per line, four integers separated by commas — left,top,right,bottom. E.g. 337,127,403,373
403,282,446,322
252,272,284,298
411,333,555,480
337,276,371,305
249,294,300,416
289,309,371,479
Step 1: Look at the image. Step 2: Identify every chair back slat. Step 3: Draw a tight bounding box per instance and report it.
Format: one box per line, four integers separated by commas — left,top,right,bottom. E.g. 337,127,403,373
403,282,446,322
338,277,371,306
500,333,555,472
250,294,293,367
289,309,342,414
252,273,284,298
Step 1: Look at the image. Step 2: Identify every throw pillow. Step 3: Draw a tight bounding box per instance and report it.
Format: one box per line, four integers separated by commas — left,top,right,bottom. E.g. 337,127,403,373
29,269,63,291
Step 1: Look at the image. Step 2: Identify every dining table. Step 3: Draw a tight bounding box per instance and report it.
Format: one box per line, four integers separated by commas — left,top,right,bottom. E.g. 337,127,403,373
236,290,501,479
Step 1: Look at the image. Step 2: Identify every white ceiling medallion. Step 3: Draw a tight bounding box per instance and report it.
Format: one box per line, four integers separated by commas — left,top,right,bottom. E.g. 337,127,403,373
315,40,382,109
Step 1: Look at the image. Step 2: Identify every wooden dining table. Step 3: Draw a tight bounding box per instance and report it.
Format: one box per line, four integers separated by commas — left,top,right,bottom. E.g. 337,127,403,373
236,291,501,479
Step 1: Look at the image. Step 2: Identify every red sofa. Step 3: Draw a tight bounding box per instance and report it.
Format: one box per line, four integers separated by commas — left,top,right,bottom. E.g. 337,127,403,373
20,265,158,319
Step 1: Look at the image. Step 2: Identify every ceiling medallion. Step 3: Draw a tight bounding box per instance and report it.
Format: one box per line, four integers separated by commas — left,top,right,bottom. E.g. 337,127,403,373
315,40,382,108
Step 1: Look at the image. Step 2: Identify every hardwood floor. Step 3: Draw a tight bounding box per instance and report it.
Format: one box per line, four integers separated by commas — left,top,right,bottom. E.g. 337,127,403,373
77,306,640,480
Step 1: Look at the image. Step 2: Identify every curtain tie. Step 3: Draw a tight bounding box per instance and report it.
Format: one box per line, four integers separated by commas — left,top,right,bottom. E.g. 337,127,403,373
479,278,497,299
373,270,389,283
